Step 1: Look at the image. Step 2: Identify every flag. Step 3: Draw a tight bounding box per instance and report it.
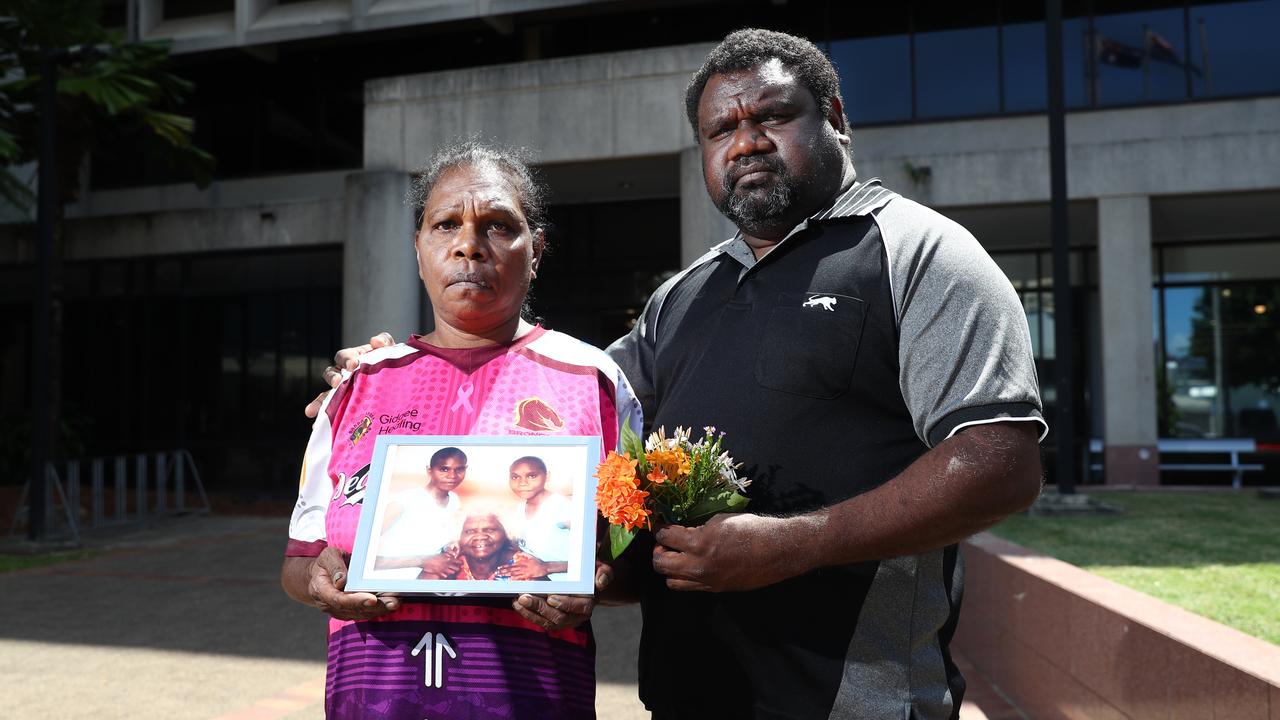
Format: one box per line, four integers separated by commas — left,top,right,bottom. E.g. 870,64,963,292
1097,36,1144,69
1146,30,1180,65
1146,30,1202,76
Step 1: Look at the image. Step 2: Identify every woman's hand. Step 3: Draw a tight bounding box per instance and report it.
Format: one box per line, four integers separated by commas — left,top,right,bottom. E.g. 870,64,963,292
510,560,613,632
306,546,400,621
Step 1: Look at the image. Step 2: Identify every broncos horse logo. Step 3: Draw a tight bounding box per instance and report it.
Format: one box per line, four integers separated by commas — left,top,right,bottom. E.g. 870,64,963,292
802,295,838,311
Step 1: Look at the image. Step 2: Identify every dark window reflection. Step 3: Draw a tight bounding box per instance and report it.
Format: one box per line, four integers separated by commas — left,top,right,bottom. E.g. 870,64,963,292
1093,7,1189,106
1003,21,1048,112
1191,1,1280,98
915,25,1000,118
831,35,913,125
1062,17,1092,109
824,0,1278,124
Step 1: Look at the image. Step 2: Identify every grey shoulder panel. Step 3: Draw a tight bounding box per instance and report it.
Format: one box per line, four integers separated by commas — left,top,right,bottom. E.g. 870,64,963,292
873,197,1045,446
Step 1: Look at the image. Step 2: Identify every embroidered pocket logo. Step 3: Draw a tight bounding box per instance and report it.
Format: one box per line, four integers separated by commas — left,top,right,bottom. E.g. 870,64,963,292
802,295,838,311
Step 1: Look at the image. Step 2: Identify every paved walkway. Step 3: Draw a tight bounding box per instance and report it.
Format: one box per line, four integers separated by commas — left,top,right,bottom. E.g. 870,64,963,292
1,516,1021,719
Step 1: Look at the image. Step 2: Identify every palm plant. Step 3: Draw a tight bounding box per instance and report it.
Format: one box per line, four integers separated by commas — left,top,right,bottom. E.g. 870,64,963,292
0,0,212,209
0,0,211,538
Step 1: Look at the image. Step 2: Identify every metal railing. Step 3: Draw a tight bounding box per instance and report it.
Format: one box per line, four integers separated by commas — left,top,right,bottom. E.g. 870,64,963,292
8,449,210,541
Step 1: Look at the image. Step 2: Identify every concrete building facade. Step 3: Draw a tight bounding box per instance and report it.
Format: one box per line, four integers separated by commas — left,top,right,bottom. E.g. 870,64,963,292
4,0,1278,495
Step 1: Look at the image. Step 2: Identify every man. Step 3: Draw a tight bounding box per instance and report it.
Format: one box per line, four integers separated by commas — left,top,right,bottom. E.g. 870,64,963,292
602,29,1044,719
313,28,1044,719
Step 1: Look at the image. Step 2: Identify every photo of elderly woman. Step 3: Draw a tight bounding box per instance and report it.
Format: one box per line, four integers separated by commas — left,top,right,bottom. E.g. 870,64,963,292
445,511,549,581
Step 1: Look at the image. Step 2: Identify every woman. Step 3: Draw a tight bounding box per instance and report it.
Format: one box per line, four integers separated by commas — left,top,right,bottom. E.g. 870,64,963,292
448,511,548,581
504,455,573,582
281,140,641,719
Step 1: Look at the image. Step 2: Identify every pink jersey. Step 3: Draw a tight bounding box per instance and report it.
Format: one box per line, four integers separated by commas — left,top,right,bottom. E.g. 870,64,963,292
287,327,641,719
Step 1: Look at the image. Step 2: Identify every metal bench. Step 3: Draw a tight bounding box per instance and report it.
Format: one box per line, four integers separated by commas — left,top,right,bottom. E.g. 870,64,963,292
1088,438,1264,488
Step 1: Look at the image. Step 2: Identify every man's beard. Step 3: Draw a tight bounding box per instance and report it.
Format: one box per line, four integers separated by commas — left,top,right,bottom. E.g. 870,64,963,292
717,156,796,231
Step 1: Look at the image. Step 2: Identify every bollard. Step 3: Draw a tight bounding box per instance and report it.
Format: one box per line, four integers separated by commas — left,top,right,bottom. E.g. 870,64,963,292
91,459,104,528
114,457,127,522
136,454,147,519
156,453,168,514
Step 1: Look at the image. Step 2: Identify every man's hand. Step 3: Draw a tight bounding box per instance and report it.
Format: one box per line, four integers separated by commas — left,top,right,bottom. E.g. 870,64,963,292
510,561,613,632
308,546,400,620
417,552,462,580
652,514,807,593
304,332,396,418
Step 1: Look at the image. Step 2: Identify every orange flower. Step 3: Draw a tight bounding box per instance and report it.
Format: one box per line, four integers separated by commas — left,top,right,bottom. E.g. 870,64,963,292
645,446,691,485
646,467,668,484
595,451,651,532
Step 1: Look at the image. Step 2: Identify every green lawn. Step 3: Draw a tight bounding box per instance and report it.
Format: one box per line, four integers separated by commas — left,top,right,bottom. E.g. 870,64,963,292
0,549,99,574
990,490,1280,646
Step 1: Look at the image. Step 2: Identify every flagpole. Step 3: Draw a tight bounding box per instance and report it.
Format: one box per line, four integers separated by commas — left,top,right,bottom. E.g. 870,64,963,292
1199,18,1213,95
1142,25,1150,101
1182,4,1193,98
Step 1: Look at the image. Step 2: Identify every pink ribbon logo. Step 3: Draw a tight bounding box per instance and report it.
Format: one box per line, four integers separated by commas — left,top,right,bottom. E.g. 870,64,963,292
451,382,474,414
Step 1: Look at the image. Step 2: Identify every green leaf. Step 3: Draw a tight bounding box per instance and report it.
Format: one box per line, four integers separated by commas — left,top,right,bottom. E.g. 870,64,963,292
607,523,637,561
621,423,643,458
683,491,751,523
620,423,650,477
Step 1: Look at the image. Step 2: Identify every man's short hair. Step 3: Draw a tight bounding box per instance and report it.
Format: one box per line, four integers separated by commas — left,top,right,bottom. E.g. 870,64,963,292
684,29,850,138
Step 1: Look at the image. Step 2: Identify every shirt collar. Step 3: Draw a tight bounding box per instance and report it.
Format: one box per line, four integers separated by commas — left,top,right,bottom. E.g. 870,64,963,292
715,178,895,269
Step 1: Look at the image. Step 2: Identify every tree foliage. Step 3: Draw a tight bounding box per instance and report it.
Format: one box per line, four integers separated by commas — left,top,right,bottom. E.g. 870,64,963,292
0,0,212,209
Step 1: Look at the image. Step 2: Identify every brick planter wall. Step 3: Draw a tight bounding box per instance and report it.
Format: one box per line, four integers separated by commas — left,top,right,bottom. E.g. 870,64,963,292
954,533,1280,719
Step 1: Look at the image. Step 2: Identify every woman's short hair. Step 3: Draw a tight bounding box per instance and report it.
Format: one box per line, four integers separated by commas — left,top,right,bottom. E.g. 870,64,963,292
407,138,550,249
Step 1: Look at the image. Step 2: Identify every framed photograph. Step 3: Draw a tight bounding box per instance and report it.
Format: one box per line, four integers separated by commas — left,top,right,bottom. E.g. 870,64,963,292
346,435,601,596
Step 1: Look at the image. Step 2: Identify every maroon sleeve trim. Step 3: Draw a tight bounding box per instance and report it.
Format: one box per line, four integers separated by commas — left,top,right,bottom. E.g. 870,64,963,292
286,538,328,558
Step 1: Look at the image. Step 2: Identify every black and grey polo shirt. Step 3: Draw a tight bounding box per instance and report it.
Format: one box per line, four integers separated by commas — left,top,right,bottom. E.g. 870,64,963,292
606,179,1046,720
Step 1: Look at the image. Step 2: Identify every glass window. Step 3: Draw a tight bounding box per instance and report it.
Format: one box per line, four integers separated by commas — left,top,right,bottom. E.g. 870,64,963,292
1191,1,1280,98
914,25,1001,118
1161,242,1280,283
831,35,913,125
1092,7,1189,106
162,0,233,20
1003,21,1048,112
1159,283,1280,439
992,252,1038,290
1061,17,1092,109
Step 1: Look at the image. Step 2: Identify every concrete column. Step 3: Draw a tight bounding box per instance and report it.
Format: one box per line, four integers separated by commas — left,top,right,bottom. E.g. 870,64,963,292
342,171,422,346
137,0,162,37
235,0,272,38
1097,195,1159,485
679,147,736,267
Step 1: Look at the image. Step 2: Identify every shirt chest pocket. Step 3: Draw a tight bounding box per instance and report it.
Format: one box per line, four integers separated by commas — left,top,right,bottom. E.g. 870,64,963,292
754,291,867,400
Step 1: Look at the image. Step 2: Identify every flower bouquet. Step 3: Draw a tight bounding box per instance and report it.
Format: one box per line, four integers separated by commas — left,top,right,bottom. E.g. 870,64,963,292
595,425,750,559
